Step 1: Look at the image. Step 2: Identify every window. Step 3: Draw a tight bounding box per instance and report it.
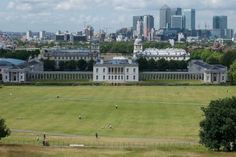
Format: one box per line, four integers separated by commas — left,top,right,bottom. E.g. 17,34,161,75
133,75,136,80
121,76,123,80
103,75,105,80
115,76,117,80
133,68,136,73
96,75,98,80
96,68,99,73
20,76,23,79
127,75,129,80
103,68,106,73
127,68,129,73
222,76,225,81
109,76,111,80
118,76,120,80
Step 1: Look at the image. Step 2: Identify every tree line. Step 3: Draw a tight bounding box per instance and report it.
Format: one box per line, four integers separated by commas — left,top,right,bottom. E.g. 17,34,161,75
137,58,188,72
100,41,186,54
43,59,95,71
191,49,236,68
0,49,40,60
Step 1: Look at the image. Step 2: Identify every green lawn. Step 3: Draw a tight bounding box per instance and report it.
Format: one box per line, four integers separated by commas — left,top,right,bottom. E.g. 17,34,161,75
0,86,236,156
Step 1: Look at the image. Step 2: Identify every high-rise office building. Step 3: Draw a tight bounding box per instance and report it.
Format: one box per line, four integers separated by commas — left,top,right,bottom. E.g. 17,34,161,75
171,15,184,29
143,15,154,38
39,31,46,40
136,20,143,37
133,16,143,30
212,16,232,39
183,9,196,30
160,5,171,29
171,8,182,16
26,30,32,40
213,16,227,30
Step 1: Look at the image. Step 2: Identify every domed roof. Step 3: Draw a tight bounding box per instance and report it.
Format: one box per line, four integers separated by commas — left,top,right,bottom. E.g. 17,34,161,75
134,38,143,45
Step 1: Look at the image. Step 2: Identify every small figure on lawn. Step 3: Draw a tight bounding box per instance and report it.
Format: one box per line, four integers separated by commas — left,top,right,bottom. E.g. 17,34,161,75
95,132,98,139
78,114,82,120
115,105,118,110
108,124,112,129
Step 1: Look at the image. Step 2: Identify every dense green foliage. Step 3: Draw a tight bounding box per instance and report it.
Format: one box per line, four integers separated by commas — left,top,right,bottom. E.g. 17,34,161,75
100,42,133,54
191,49,236,67
43,60,56,71
220,50,236,68
44,59,95,71
137,58,188,71
0,49,40,60
229,61,236,84
191,49,222,64
200,97,236,151
0,118,11,140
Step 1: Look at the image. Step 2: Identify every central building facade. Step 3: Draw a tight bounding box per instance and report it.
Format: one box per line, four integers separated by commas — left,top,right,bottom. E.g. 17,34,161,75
93,57,139,83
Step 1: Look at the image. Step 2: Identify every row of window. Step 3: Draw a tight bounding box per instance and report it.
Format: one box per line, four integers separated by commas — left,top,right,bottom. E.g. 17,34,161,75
144,56,188,60
96,68,137,73
96,75,136,81
49,56,96,60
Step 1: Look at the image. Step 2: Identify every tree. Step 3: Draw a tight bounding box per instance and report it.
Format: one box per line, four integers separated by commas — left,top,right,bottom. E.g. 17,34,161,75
43,60,56,71
0,118,11,140
137,57,148,71
87,60,95,71
157,58,168,71
200,97,236,151
220,50,236,68
229,60,236,84
77,59,87,71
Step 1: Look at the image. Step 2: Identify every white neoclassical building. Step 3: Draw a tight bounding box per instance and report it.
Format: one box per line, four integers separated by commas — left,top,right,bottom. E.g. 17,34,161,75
0,58,43,83
93,57,139,83
188,60,227,84
133,38,190,61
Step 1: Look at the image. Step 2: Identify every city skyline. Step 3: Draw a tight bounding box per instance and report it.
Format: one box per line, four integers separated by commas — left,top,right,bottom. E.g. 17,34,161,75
0,0,235,32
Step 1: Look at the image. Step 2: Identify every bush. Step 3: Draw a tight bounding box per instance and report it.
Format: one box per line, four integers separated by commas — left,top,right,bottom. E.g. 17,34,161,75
200,97,236,151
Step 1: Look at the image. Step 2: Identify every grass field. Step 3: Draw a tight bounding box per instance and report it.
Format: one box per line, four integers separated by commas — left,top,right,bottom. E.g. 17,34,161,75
0,86,236,156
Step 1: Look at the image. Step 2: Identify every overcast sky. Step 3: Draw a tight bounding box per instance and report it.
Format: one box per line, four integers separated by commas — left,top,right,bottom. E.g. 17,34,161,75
0,0,235,32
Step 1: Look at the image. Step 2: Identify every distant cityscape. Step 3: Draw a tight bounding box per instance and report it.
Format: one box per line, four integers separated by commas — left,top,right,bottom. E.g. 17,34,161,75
0,4,235,50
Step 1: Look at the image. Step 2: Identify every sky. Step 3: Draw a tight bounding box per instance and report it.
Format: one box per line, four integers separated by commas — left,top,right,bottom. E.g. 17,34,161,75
0,0,236,33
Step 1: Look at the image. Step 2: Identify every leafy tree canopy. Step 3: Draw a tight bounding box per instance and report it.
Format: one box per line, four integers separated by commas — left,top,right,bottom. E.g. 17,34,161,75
200,97,236,151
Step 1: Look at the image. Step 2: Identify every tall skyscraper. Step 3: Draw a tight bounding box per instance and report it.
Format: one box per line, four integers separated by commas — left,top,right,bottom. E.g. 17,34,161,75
212,16,231,39
143,15,154,38
39,31,46,40
160,5,171,29
133,16,143,30
136,20,143,37
26,30,32,40
171,15,184,29
183,9,196,30
213,16,227,30
171,8,182,16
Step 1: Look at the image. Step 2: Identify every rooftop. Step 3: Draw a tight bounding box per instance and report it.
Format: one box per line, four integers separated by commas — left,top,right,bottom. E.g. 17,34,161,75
0,58,26,67
96,57,138,66
138,48,189,57
191,60,227,72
